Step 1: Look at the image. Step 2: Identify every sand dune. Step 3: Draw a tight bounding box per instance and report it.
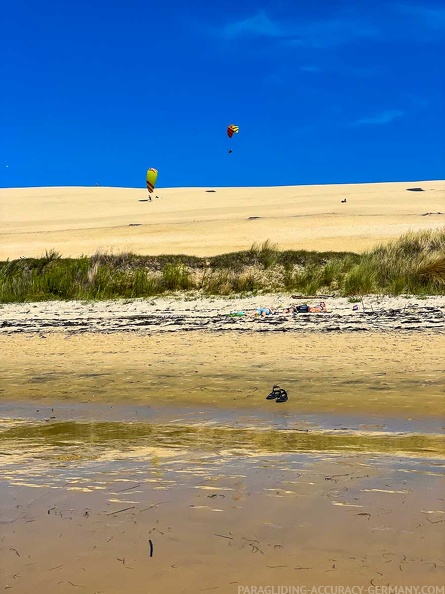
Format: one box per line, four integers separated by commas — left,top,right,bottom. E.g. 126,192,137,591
1,181,444,258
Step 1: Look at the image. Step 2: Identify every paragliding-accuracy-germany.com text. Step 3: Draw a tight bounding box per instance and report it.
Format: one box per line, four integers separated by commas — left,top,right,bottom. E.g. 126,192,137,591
237,586,445,594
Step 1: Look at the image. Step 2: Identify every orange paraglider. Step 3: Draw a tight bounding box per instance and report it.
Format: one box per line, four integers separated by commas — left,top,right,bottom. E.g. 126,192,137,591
227,124,239,138
227,124,239,153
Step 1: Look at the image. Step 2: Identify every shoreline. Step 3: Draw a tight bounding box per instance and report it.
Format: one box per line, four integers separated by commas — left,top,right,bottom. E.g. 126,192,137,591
1,399,443,432
1,402,444,460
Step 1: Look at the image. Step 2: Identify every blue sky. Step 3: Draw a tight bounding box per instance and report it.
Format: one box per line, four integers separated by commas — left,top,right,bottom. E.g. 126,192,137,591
1,0,444,188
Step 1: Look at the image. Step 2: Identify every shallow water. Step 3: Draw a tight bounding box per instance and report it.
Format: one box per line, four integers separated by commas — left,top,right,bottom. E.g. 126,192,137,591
1,406,444,592
1,418,445,462
1,400,444,434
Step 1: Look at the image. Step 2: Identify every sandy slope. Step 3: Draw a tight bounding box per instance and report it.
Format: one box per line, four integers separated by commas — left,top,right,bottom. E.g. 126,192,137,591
1,181,444,258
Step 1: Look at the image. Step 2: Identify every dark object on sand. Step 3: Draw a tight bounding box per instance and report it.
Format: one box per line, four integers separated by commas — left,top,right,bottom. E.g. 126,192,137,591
248,216,261,220
292,294,334,299
406,187,424,192
276,389,288,403
266,385,288,403
341,199,347,203
267,385,282,400
205,190,216,192
295,304,309,313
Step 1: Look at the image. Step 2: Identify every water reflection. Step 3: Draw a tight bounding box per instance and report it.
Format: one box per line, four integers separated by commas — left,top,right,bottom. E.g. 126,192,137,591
1,420,444,459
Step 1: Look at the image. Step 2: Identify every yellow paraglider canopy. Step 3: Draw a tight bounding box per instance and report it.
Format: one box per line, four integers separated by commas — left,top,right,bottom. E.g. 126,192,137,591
146,168,158,193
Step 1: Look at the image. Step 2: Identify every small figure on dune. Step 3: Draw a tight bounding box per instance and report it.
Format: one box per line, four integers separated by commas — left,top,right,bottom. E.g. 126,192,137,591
341,199,347,203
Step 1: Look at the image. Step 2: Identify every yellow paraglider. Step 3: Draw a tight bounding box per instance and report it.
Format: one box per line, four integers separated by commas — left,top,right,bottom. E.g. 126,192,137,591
146,168,158,201
146,168,158,193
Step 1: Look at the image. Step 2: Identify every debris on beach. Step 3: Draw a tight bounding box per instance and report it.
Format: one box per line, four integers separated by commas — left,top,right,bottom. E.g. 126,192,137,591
291,294,334,299
266,385,288,403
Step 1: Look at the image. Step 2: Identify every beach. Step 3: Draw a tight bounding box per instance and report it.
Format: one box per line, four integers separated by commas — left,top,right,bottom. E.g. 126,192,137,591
1,182,445,591
1,299,444,591
1,295,445,417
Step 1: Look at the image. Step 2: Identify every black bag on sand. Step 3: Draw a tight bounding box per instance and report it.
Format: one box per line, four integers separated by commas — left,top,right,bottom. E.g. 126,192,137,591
276,389,288,403
266,385,282,400
266,386,288,403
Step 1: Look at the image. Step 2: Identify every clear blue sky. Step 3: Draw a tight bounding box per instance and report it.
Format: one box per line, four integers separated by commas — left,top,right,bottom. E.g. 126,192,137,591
1,0,444,189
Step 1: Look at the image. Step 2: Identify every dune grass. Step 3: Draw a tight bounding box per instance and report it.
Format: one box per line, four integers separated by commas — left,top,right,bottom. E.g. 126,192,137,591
0,230,444,303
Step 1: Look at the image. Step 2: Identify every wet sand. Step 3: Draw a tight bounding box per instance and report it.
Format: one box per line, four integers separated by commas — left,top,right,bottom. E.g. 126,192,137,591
1,331,444,417
1,327,444,590
1,423,444,592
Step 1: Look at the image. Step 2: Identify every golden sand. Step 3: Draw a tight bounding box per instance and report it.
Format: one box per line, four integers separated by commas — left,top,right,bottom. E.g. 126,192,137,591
1,180,444,258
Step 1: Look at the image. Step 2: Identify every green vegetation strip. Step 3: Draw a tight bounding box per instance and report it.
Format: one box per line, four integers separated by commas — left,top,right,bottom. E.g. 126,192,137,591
1,230,444,302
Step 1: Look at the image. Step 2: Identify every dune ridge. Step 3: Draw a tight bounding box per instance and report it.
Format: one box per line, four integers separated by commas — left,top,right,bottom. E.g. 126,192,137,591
1,180,444,258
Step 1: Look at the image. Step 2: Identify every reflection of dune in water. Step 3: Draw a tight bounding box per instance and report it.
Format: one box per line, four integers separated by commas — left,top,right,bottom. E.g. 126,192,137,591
0,419,444,495
1,420,444,460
